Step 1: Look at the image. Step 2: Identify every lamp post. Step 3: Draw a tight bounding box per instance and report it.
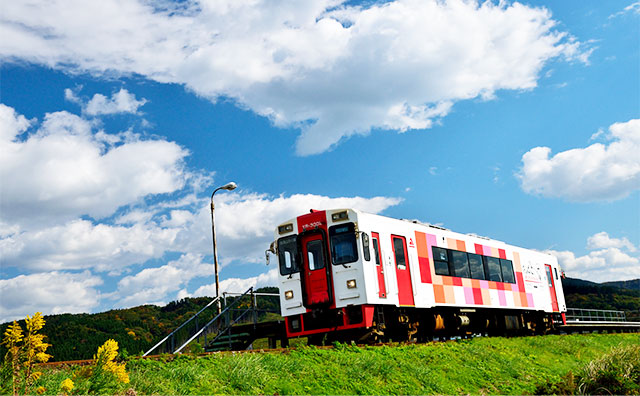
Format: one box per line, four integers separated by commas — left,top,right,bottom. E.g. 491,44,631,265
210,181,237,314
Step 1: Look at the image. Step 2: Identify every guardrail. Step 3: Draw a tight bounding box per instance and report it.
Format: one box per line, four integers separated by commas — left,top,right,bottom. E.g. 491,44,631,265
565,308,626,323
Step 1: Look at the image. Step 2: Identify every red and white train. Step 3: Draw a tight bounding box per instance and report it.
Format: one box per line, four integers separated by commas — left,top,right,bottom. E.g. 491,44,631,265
270,208,566,342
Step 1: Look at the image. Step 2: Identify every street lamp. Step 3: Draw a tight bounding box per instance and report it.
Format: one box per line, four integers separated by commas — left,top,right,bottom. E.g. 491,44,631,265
210,181,237,314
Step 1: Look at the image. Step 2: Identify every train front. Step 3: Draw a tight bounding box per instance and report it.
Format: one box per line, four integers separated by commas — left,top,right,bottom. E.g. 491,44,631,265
271,209,374,340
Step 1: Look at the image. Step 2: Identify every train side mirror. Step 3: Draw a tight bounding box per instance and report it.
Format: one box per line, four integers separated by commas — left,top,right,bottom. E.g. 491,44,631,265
265,241,277,266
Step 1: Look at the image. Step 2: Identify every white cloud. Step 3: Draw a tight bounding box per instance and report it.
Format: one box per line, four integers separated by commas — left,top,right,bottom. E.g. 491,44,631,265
548,231,639,283
114,253,210,307
0,104,190,227
0,104,32,141
517,119,640,202
192,268,279,297
609,1,640,19
0,0,589,155
0,271,102,322
0,219,179,273
66,88,147,116
587,231,636,252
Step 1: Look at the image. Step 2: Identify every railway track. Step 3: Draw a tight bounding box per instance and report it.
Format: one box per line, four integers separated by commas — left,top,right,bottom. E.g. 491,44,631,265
38,322,639,368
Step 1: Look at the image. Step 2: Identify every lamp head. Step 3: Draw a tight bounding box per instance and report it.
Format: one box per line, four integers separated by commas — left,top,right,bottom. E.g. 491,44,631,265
221,182,237,191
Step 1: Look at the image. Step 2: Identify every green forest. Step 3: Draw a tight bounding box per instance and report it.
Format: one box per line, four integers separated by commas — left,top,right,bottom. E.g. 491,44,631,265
1,278,638,362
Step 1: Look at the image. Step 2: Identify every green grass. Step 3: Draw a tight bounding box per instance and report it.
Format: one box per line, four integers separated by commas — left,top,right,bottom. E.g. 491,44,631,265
36,333,639,395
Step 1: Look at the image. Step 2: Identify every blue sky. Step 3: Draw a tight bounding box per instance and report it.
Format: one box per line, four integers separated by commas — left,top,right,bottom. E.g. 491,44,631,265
0,0,638,322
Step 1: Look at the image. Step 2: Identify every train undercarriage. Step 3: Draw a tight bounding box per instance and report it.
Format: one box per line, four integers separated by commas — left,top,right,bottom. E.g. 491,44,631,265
288,305,562,345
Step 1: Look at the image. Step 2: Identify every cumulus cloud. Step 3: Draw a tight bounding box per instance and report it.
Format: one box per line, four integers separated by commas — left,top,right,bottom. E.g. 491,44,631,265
0,104,190,227
0,219,179,273
191,268,279,298
0,104,32,141
548,231,639,282
0,0,589,154
114,253,210,307
65,88,147,115
587,231,636,252
518,119,640,202
0,271,102,322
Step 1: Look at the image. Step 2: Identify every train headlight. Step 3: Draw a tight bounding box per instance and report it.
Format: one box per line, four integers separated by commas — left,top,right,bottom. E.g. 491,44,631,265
284,290,294,300
331,211,349,222
346,279,357,289
278,223,294,234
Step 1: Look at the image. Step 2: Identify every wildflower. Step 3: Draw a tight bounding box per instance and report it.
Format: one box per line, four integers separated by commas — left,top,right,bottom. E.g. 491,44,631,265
3,321,23,345
95,339,119,363
2,313,52,396
105,360,130,384
36,386,46,394
60,378,74,394
22,312,51,394
94,339,130,384
25,312,45,333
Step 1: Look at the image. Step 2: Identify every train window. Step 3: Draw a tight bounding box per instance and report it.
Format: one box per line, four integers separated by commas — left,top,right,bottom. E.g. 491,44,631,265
392,236,407,269
500,259,515,283
362,232,371,262
432,247,450,276
545,266,553,287
451,250,470,278
468,253,485,280
484,256,503,282
372,237,380,265
329,223,358,265
277,235,299,276
306,239,325,270
554,267,558,280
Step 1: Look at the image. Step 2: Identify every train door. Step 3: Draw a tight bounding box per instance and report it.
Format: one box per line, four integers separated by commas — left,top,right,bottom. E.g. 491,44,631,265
544,264,559,312
392,235,414,306
372,232,387,298
301,233,331,306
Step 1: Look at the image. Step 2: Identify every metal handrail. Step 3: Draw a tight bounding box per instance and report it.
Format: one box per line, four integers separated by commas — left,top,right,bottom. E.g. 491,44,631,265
143,295,222,356
174,287,255,354
565,308,627,322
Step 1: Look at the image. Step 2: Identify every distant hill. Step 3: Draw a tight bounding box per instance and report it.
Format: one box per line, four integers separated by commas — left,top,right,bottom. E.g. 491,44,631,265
561,277,640,322
602,279,640,290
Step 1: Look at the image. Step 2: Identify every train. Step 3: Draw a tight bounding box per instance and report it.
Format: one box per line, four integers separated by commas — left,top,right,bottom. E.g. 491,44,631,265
269,208,566,343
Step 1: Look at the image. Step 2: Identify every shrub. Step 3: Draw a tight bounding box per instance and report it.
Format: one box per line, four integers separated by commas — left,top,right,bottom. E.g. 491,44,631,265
578,344,640,395
536,343,640,395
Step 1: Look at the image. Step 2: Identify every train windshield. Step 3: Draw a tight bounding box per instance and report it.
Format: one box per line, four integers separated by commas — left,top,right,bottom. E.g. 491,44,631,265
278,235,299,276
329,223,358,265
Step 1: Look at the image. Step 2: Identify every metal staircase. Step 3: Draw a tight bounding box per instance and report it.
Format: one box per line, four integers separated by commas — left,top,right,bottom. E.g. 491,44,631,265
143,287,284,356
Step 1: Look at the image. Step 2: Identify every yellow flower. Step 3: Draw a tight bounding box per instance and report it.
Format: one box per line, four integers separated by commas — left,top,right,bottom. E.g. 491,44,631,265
2,321,23,346
37,352,52,362
60,378,74,394
25,312,45,333
30,371,42,381
105,361,130,384
94,339,129,383
36,386,46,394
96,339,119,363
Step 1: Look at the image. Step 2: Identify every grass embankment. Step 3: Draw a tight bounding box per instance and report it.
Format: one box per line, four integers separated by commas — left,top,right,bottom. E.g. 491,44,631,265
39,333,639,395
